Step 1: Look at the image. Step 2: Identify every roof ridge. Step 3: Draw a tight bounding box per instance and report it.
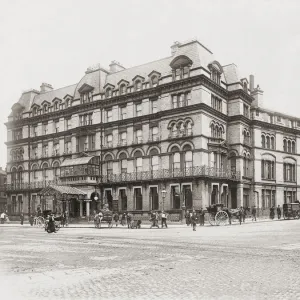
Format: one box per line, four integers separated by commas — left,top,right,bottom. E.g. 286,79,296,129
107,55,172,76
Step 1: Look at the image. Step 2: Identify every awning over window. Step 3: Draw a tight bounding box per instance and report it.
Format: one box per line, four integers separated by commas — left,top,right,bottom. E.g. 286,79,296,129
60,156,99,167
38,184,86,197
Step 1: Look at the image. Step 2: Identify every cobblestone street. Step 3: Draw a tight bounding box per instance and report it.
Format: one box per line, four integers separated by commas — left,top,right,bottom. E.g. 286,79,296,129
1,220,300,300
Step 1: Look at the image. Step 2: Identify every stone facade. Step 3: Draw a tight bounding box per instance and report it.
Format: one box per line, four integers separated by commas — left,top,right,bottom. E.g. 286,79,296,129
5,39,300,218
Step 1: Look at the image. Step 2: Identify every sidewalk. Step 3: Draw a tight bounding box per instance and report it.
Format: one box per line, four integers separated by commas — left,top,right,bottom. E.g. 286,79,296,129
0,218,287,228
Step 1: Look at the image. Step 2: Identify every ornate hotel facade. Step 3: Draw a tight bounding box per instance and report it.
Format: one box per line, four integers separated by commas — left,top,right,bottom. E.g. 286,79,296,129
5,39,300,218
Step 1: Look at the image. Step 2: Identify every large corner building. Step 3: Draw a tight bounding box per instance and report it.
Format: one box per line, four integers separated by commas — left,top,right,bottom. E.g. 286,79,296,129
5,39,300,218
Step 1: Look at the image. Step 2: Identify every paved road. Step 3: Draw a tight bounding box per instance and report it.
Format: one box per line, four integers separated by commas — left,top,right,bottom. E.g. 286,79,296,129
1,220,300,300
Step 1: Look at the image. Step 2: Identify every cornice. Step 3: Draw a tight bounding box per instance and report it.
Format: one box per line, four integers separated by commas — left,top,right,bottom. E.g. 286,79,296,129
252,120,300,135
228,115,251,125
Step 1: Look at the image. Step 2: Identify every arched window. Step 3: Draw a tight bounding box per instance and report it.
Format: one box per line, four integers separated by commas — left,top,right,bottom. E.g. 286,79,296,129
283,139,287,152
134,151,143,173
106,88,112,98
186,122,192,136
11,168,17,185
219,126,224,138
211,124,215,137
120,84,126,95
171,123,177,137
243,154,249,177
271,136,275,149
287,140,291,153
178,123,185,136
119,153,127,174
135,80,142,91
17,166,23,183
292,141,296,154
266,136,270,149
262,135,266,148
149,148,159,171
151,76,159,87
53,161,60,178
105,154,113,177
230,154,236,173
171,146,180,170
32,164,38,180
42,163,49,178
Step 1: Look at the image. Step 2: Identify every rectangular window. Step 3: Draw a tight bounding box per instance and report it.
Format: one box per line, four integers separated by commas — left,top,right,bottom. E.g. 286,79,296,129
171,186,181,209
186,92,191,106
297,121,300,127
106,134,113,147
13,129,23,140
32,146,38,159
136,157,143,172
54,143,59,156
33,125,38,137
134,188,143,210
42,122,48,135
261,160,275,180
150,187,159,210
65,118,71,130
64,141,71,153
151,155,159,171
172,95,178,109
277,116,281,122
107,110,112,122
54,120,59,133
136,103,142,117
256,110,259,116
243,104,249,118
120,132,127,145
42,145,48,157
151,126,159,141
135,129,142,143
121,159,127,173
175,68,181,80
90,135,95,150
120,106,127,120
151,100,158,114
211,95,222,112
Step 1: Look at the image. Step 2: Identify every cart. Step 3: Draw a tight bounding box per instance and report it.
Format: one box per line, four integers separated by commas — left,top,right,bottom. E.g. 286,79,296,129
206,204,242,226
283,203,300,220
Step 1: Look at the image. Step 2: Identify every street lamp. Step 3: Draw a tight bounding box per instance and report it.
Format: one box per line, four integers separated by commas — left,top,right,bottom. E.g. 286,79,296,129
161,189,166,211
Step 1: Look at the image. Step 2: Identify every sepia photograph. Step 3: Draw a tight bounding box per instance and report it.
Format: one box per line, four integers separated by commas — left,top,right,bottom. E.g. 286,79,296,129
0,0,300,299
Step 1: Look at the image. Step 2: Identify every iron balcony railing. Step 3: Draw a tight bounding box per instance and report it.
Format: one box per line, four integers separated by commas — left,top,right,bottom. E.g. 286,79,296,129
102,166,241,183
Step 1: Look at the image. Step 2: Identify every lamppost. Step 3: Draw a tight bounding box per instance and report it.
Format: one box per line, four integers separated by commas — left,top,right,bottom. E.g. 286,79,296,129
161,189,166,211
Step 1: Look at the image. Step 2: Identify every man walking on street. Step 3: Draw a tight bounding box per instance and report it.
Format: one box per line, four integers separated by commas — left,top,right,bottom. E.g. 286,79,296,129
251,205,257,221
277,205,281,219
20,213,24,225
161,210,168,228
239,207,244,225
191,209,197,231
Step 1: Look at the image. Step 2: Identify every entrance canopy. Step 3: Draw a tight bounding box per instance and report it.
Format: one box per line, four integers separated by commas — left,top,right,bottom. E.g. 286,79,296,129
38,184,86,197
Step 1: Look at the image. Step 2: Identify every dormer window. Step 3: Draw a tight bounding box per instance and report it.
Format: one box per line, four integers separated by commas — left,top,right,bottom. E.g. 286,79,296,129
120,84,127,95
33,107,38,116
208,61,223,85
54,101,59,111
170,55,193,82
81,92,92,104
211,69,221,84
65,99,70,108
43,104,48,114
135,80,142,91
106,88,112,98
151,76,159,87
243,82,248,93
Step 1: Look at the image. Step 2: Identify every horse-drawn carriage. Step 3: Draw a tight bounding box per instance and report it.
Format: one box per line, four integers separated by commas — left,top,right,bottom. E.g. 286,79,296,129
206,204,242,226
94,208,113,228
283,203,300,220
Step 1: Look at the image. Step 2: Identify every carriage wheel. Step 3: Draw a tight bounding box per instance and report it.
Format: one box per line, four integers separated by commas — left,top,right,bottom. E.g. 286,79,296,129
208,214,217,226
215,211,229,226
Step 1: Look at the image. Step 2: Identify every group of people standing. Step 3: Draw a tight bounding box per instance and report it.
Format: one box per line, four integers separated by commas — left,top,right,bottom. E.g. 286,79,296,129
185,208,205,231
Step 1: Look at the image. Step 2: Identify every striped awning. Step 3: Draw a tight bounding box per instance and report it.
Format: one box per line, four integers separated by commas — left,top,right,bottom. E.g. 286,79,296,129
38,184,86,197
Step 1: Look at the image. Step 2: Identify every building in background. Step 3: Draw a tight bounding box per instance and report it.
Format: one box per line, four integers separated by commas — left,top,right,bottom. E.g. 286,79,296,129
4,39,300,219
0,167,7,213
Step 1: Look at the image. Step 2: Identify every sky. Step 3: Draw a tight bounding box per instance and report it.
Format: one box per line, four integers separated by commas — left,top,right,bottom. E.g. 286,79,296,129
0,0,300,169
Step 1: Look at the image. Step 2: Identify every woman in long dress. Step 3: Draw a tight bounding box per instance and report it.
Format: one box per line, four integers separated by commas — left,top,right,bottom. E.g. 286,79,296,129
47,214,56,233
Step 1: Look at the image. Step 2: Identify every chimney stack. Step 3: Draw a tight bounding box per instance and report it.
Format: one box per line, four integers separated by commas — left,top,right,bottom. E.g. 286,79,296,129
109,61,125,73
249,75,254,92
40,83,53,93
171,41,181,55
251,84,264,108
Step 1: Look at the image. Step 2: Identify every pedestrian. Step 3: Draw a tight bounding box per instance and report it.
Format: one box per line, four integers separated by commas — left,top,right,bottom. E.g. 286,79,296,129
161,210,168,228
199,208,205,226
29,214,34,226
185,210,190,226
242,206,246,223
191,209,197,231
150,211,159,229
127,212,133,229
270,207,275,220
277,205,281,219
113,212,119,227
238,206,244,225
0,212,6,224
121,212,126,226
20,213,24,225
47,213,56,233
251,206,257,221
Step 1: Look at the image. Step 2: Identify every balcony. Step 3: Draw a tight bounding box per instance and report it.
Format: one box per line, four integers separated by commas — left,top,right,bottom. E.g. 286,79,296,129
102,166,241,183
103,142,113,149
5,180,59,191
168,131,193,139
117,141,127,147
208,138,225,144
132,138,143,145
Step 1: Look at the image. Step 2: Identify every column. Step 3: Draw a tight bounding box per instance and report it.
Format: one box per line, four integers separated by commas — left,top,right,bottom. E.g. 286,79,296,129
86,201,90,217
237,183,243,207
80,201,83,217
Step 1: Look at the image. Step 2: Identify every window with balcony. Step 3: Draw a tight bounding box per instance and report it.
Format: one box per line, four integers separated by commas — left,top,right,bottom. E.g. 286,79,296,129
105,155,113,177
243,153,250,177
42,163,49,178
171,146,181,170
261,159,275,180
119,132,127,146
136,103,142,117
211,95,222,112
106,110,112,122
119,153,127,174
151,100,158,114
134,188,143,210
150,148,159,171
106,134,113,148
53,161,60,178
32,165,38,180
135,129,143,144
183,145,193,170
134,151,143,173
120,106,127,120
